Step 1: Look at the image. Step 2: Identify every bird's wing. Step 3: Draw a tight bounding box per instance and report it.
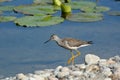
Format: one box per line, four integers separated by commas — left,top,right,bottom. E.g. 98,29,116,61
62,38,87,47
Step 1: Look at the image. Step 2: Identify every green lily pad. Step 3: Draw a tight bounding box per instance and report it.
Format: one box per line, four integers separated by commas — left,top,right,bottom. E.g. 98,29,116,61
33,0,51,4
67,12,103,22
0,0,11,3
0,16,16,22
14,4,56,16
71,1,96,9
108,11,120,16
0,6,14,11
0,11,2,14
14,15,64,27
81,6,110,13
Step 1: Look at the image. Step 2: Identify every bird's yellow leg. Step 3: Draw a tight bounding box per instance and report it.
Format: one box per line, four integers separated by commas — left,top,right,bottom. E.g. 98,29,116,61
67,51,75,65
74,50,81,59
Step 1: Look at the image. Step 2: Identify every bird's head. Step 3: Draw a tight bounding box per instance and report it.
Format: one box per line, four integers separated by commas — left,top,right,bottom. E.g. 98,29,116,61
44,34,60,43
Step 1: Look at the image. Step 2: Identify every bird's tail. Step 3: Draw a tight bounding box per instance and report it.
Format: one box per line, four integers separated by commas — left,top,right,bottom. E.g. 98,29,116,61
87,41,93,44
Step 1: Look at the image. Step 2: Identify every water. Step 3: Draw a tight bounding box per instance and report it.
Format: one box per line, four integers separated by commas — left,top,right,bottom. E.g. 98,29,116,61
0,0,120,77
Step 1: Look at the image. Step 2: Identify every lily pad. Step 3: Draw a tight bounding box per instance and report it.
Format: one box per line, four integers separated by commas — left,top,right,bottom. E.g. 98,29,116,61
0,16,16,22
0,11,2,14
33,0,51,4
108,11,120,16
0,0,11,3
14,4,56,16
80,6,110,13
71,1,96,9
67,12,103,22
0,6,14,11
14,15,64,27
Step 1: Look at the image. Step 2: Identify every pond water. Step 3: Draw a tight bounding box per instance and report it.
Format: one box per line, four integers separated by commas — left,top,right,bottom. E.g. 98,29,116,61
0,0,120,77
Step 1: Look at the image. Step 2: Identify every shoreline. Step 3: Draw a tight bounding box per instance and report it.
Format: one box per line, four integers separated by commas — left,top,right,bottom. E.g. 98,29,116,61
1,54,120,80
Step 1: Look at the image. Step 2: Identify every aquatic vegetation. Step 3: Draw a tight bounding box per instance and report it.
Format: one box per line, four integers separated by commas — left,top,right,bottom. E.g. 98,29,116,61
0,0,112,27
14,4,56,16
0,11,2,14
14,15,64,27
52,0,62,6
33,0,51,4
0,6,14,11
0,0,11,3
0,16,16,22
71,1,96,9
67,13,103,22
108,11,120,16
80,6,110,13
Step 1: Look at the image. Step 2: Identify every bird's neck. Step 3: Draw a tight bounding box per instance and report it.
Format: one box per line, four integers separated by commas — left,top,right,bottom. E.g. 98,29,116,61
54,37,61,44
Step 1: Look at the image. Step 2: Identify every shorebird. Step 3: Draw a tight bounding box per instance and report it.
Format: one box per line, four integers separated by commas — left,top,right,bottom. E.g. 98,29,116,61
44,34,92,65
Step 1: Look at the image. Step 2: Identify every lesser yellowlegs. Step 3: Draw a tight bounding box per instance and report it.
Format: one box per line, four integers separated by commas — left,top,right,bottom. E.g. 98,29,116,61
44,34,92,65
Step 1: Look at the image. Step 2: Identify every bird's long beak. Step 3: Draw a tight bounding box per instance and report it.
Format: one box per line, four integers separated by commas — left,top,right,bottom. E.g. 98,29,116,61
44,39,51,44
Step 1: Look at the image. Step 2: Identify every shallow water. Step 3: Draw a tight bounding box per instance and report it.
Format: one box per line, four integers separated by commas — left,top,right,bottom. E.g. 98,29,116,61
0,0,120,77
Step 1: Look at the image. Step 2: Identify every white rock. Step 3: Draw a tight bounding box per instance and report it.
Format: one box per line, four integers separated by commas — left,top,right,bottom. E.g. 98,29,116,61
54,66,63,76
48,76,58,80
102,68,112,76
71,71,83,76
104,78,112,80
56,71,69,78
61,67,70,72
33,75,45,80
86,65,100,72
79,64,86,69
85,54,100,65
16,73,28,80
29,77,36,80
99,59,107,66
55,66,63,71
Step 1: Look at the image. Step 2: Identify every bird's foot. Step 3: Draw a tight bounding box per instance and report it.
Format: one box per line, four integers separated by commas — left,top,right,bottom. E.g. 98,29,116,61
67,56,75,65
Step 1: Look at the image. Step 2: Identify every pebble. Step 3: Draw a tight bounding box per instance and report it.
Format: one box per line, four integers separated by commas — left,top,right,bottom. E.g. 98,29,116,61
71,71,83,77
1,54,120,80
16,73,28,80
104,78,112,80
85,54,100,65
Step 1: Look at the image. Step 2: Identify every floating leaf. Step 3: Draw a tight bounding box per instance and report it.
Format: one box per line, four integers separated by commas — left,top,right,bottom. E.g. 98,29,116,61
33,0,50,4
0,6,14,11
0,16,16,22
81,6,110,13
108,11,120,16
67,13,103,22
14,15,64,27
71,1,96,9
0,11,2,14
14,4,56,16
0,0,11,3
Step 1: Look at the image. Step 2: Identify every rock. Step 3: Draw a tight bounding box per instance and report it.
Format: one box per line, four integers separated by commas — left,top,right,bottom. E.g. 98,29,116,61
85,54,100,65
54,66,63,75
104,78,112,80
71,71,83,77
33,75,45,80
16,73,28,80
102,67,112,76
86,64,100,72
61,67,70,72
48,76,58,80
28,77,36,80
55,71,69,78
54,66,70,78
98,59,108,66
79,64,86,70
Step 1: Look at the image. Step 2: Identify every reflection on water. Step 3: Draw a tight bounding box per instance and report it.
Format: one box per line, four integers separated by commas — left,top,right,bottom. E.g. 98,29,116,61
0,0,120,77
